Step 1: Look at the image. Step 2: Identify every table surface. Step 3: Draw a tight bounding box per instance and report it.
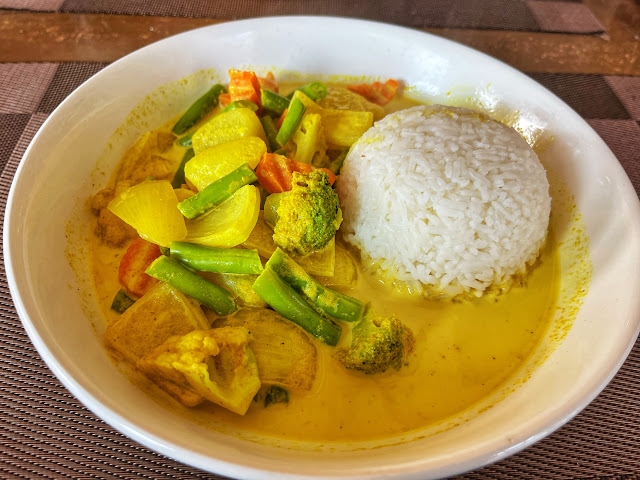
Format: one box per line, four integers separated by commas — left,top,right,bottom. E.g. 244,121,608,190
1,1,640,479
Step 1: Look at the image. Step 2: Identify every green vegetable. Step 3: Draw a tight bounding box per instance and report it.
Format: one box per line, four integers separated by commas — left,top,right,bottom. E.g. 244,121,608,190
260,115,281,152
286,82,328,101
328,149,348,175
335,307,415,374
264,385,289,407
110,289,136,314
221,100,258,114
170,241,263,274
172,84,226,135
272,170,342,256
276,98,306,146
145,255,236,316
252,266,341,345
171,148,195,188
266,248,364,322
263,192,283,227
177,163,258,219
273,148,286,156
176,133,193,147
260,89,290,115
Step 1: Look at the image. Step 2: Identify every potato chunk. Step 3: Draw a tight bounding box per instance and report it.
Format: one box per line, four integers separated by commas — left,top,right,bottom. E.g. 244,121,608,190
138,327,261,415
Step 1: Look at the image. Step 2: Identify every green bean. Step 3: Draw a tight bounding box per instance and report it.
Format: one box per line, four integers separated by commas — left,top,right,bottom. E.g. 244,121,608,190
263,192,283,228
145,256,236,315
172,84,226,135
170,242,263,274
110,289,136,314
177,163,258,219
260,89,290,115
267,248,365,322
285,82,328,101
275,99,306,146
176,133,193,147
252,266,341,345
328,149,348,175
171,148,195,188
273,148,286,156
220,100,258,114
260,115,281,152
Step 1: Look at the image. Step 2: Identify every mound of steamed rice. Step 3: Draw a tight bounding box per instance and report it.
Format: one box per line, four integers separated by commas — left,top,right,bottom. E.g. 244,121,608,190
337,105,551,297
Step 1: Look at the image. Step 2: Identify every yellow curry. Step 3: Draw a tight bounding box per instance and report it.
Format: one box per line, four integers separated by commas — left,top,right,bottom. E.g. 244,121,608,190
89,71,560,443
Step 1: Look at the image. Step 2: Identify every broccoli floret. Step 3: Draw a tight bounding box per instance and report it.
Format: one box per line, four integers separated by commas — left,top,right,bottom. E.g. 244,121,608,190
272,170,342,256
336,307,415,375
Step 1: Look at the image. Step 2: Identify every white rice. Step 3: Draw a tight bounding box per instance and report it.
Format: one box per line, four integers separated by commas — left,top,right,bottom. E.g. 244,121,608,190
337,105,551,297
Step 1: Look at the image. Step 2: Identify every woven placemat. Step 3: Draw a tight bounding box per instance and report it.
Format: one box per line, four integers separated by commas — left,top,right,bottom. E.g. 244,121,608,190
1,0,639,478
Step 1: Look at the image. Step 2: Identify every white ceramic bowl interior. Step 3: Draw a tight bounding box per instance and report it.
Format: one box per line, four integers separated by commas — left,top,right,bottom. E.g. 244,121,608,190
5,17,640,479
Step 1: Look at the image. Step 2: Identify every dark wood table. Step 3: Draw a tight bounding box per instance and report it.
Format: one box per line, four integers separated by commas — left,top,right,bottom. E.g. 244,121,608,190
1,1,639,478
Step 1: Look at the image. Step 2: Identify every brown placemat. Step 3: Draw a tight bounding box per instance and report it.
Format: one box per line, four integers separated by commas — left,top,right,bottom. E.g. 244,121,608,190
1,1,639,479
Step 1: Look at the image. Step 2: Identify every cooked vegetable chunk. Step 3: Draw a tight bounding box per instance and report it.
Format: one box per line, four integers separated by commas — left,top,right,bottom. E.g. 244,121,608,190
118,237,162,297
107,180,187,248
185,184,260,248
264,385,289,407
110,288,136,314
214,308,317,391
171,148,195,188
266,248,364,322
170,242,263,275
335,307,415,375
317,86,385,121
184,137,266,191
138,327,261,415
347,79,399,106
192,107,267,154
228,69,262,114
252,267,341,346
172,84,226,135
289,113,328,167
272,170,342,256
177,163,258,220
145,255,236,316
202,273,267,308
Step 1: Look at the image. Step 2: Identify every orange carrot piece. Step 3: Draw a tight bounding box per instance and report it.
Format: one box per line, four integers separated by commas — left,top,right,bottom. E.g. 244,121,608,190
118,237,162,297
277,109,288,129
218,92,231,107
228,69,262,113
256,153,336,194
347,79,399,106
258,72,279,93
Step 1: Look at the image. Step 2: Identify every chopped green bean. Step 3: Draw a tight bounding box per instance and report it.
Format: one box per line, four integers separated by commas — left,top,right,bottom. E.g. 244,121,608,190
145,256,236,315
263,192,283,227
177,163,258,219
171,148,195,188
260,116,281,152
273,148,286,156
252,266,341,345
172,84,226,135
260,89,290,115
285,82,328,101
264,385,289,407
267,248,365,322
176,133,193,147
170,242,263,274
220,100,258,114
110,289,136,314
328,149,348,175
276,99,306,146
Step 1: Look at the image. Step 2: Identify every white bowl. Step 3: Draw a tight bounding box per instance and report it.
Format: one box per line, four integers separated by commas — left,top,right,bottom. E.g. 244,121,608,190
5,16,640,479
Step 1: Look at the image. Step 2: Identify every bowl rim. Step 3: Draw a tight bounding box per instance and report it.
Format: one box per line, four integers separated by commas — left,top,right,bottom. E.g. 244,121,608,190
5,15,640,479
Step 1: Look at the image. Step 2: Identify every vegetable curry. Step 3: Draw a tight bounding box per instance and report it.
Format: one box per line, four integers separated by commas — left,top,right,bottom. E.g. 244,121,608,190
89,70,560,443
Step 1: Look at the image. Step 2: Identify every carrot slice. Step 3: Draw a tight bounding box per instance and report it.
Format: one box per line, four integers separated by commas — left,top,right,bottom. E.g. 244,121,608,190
258,72,279,93
256,153,336,194
119,237,162,297
228,69,262,114
218,93,231,108
347,79,399,106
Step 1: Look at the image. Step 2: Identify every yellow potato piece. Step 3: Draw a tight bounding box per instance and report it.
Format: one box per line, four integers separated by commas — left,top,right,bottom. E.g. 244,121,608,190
192,108,267,154
185,137,267,191
321,109,374,148
138,327,261,415
185,185,260,248
107,180,187,247
318,86,385,121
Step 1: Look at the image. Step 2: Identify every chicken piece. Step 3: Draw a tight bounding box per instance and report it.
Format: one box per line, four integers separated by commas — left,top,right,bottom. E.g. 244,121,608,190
138,327,261,415
115,132,175,184
94,208,138,247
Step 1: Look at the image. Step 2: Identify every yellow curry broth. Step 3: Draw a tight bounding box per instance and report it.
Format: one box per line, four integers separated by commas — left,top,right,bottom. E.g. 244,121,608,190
89,81,562,444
